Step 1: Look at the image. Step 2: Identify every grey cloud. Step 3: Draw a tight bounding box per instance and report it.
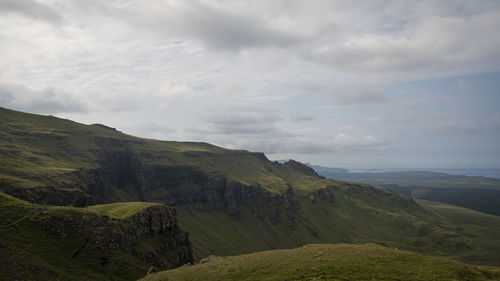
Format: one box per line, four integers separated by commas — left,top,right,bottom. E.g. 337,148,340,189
190,107,386,154
212,133,387,155
308,9,500,77
0,83,89,114
204,108,283,135
426,118,479,135
86,1,303,51
330,88,386,105
0,0,62,23
291,114,314,123
121,123,175,140
175,2,300,50
295,78,386,105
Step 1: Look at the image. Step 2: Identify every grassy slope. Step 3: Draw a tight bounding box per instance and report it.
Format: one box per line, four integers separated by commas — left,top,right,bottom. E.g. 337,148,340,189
88,202,163,219
178,185,500,265
0,191,166,281
418,200,500,265
0,107,328,195
140,244,500,281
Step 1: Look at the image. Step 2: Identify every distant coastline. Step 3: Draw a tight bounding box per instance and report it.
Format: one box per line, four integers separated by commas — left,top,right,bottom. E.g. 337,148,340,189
344,168,500,179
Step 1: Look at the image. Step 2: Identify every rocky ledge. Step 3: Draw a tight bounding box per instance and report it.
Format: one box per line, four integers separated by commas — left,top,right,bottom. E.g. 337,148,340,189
41,204,193,270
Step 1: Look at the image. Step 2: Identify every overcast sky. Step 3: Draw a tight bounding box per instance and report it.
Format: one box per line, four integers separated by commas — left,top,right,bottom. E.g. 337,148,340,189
1,0,500,168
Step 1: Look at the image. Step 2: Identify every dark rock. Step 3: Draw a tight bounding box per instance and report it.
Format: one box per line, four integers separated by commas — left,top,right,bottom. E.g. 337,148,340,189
312,187,335,205
0,184,96,207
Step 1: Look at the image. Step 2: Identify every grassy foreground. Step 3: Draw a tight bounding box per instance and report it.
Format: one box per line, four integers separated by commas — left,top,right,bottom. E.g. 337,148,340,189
140,243,500,281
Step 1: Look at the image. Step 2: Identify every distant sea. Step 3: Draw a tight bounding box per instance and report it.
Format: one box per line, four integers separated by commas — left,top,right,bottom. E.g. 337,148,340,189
430,168,500,180
346,167,500,180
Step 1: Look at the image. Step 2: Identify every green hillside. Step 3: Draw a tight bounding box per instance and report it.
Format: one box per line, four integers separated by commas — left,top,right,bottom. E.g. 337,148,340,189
140,243,500,281
176,186,500,265
0,191,192,281
0,106,328,202
88,202,163,219
418,200,500,264
310,165,500,215
1,106,500,271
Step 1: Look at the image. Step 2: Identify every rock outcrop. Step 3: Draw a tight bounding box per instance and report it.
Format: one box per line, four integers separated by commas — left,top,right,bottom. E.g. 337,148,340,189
41,205,193,270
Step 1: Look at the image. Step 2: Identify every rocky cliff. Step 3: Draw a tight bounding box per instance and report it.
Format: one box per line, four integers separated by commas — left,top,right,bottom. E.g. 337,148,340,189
0,191,193,281
42,204,193,269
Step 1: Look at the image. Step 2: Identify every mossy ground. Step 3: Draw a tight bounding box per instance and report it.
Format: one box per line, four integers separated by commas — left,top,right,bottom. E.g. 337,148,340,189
140,243,500,281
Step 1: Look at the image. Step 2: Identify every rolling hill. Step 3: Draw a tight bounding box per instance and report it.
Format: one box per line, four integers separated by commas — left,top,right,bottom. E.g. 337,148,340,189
140,243,500,281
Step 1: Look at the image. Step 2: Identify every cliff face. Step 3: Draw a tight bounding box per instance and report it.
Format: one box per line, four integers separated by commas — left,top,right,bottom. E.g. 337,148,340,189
81,149,303,226
0,192,193,281
41,205,193,270
0,183,96,207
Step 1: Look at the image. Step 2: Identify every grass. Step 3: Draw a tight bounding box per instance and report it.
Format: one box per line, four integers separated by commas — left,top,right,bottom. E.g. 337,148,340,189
140,243,500,281
88,202,163,219
417,200,500,265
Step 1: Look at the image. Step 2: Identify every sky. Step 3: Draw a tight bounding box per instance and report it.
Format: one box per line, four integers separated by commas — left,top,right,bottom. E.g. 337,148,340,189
1,0,500,169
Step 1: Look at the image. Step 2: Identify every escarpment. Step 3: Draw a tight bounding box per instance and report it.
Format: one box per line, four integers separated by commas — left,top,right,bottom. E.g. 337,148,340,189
40,204,193,270
0,189,193,281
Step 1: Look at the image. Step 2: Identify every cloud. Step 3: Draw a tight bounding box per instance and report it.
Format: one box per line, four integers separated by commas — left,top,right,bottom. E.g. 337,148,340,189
0,83,90,114
121,122,175,140
291,76,388,106
291,114,313,123
426,117,479,135
184,105,387,154
167,2,301,50
0,0,62,23
157,82,194,100
229,133,387,155
0,0,499,167
308,9,500,78
203,107,284,135
85,1,303,51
